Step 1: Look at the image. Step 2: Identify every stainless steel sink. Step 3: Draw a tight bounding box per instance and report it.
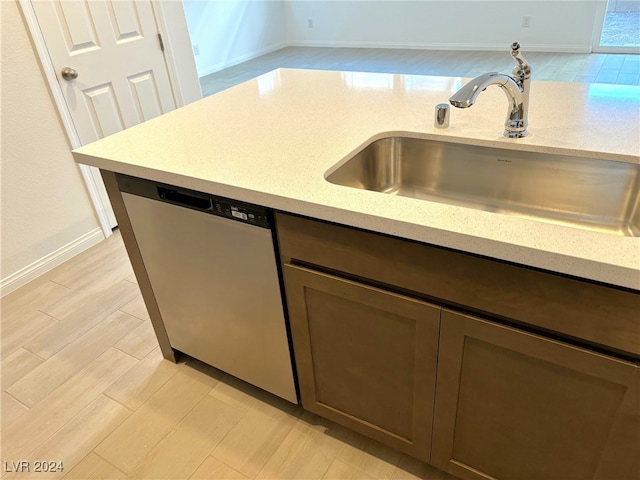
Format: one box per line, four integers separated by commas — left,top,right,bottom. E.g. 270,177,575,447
326,136,640,237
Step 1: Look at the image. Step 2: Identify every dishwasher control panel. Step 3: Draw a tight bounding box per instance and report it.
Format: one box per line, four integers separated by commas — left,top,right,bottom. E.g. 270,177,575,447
117,174,272,229
214,201,270,228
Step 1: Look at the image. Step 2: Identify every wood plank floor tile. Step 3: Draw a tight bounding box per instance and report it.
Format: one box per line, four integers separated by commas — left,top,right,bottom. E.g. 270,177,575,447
113,318,158,360
8,311,142,407
1,348,136,460
189,457,250,480
322,459,373,479
48,232,126,285
334,430,403,479
1,259,78,308
65,231,125,265
1,348,44,390
24,280,140,359
1,280,70,325
596,68,621,83
255,411,345,480
119,294,149,320
104,347,182,411
1,392,28,431
48,252,131,292
50,231,132,290
210,392,300,479
575,75,597,84
61,453,126,480
390,455,456,480
554,71,579,82
94,360,221,473
1,310,58,359
3,395,131,479
128,395,243,479
617,73,640,84
41,257,135,320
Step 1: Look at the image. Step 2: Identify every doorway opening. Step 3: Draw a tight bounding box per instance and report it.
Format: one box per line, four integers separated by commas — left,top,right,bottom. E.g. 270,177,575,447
598,0,640,50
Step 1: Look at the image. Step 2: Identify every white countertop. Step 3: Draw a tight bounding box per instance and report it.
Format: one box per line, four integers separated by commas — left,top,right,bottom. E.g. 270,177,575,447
73,69,640,290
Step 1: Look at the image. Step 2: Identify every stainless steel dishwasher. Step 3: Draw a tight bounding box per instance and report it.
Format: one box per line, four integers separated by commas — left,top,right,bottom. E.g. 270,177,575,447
117,174,297,403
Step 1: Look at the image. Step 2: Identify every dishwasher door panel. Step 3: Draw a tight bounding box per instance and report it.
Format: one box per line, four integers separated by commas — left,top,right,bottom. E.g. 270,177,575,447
122,192,297,403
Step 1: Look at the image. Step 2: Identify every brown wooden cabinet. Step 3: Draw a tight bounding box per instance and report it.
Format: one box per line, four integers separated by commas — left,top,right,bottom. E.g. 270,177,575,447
275,212,640,478
432,309,640,480
282,264,441,461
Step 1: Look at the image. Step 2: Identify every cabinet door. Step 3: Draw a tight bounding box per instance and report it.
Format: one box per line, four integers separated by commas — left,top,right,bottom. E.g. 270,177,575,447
283,264,441,461
432,309,640,480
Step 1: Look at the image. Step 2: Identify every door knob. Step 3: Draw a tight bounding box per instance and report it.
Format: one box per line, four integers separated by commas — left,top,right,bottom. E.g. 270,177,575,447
61,67,78,81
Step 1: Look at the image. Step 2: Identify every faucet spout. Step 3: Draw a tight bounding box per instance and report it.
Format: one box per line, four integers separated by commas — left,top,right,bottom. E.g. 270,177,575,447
449,72,516,108
448,42,531,138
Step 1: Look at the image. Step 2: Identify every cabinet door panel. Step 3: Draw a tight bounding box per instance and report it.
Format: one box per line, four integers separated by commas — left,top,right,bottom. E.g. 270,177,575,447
283,264,441,461
432,309,639,480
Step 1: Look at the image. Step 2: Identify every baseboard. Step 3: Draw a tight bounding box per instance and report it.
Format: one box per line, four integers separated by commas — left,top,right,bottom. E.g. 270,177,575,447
593,45,640,54
288,40,592,54
0,227,105,297
198,42,288,78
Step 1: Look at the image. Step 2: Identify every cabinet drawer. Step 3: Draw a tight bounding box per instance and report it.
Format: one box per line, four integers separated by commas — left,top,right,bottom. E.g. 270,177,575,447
282,263,440,461
432,309,639,480
276,212,640,358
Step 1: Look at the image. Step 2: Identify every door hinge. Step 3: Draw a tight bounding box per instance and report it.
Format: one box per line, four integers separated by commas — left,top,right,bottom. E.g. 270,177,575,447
158,33,165,52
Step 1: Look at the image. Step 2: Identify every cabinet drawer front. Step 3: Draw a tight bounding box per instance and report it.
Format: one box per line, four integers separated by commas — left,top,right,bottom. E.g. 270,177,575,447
275,212,640,358
432,309,639,480
283,264,440,461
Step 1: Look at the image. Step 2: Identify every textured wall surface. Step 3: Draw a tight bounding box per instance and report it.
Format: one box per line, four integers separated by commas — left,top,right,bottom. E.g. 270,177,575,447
1,1,101,284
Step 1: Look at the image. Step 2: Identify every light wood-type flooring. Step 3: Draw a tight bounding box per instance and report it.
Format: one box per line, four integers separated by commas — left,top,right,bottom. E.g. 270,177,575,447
200,46,640,97
1,231,456,480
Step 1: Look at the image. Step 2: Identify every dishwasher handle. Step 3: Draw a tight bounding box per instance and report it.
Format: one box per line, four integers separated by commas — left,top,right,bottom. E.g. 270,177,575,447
157,187,212,211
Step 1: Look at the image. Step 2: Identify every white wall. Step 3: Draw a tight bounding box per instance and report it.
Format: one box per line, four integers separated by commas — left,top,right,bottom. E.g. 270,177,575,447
183,0,287,77
285,1,602,53
1,1,103,295
183,0,603,78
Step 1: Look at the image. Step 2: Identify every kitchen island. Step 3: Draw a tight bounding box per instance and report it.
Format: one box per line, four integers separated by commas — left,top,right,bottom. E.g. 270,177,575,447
73,69,640,480
73,69,639,290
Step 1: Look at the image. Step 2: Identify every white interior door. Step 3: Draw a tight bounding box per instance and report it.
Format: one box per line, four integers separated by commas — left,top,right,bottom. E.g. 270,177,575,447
30,0,178,229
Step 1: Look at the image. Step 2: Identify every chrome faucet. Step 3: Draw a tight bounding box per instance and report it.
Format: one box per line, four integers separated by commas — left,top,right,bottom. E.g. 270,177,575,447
449,42,532,138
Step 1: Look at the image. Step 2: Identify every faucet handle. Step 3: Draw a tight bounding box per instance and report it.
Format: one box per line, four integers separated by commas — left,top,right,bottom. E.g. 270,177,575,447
510,41,531,80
